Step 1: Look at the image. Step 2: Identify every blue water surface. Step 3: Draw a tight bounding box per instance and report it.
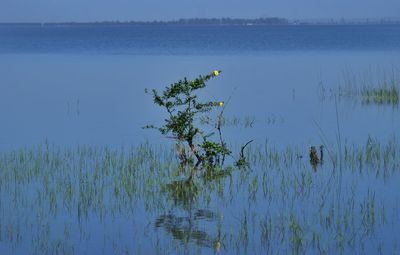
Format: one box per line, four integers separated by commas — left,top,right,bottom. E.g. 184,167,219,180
0,24,400,255
1,24,400,54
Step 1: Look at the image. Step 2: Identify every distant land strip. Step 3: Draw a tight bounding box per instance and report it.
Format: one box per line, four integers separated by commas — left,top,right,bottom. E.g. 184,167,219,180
1,17,400,26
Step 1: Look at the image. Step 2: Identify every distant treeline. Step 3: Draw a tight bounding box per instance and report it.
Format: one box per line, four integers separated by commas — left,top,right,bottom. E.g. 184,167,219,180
0,18,289,26
154,17,290,25
1,17,400,26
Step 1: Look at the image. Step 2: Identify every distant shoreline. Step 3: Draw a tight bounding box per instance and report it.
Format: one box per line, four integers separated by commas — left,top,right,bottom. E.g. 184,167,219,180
1,17,400,26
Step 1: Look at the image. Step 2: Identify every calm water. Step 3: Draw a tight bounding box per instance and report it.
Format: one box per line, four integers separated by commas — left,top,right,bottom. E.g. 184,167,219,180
1,25,400,254
1,25,400,54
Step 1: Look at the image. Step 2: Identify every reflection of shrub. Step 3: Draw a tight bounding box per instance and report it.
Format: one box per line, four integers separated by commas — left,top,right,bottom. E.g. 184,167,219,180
144,70,231,168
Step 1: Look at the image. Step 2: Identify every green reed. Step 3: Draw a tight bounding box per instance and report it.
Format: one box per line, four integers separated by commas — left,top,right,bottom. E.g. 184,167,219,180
318,68,400,106
0,137,400,254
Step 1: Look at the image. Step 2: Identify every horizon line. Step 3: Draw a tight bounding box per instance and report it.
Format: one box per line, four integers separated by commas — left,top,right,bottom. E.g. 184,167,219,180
1,16,400,25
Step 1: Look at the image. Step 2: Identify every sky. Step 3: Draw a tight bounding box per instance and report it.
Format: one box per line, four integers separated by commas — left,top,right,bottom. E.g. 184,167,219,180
1,0,400,23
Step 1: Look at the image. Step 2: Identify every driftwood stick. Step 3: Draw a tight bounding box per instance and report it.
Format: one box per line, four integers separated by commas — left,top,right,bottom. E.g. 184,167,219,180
240,140,254,159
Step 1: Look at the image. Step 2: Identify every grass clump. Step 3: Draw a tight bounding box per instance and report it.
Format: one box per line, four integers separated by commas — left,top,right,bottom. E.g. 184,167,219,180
318,68,400,106
361,85,399,105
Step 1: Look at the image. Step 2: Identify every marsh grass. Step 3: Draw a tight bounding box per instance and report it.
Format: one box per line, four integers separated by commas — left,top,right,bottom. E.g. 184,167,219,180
318,68,400,106
0,138,400,254
360,85,399,105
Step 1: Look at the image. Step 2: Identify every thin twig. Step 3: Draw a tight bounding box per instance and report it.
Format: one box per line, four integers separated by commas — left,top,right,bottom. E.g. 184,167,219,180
240,140,254,159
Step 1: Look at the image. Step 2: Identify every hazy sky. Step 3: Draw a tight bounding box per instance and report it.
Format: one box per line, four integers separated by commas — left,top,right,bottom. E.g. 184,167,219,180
1,0,399,22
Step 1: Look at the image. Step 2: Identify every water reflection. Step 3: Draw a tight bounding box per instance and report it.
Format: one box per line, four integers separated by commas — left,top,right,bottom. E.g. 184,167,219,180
156,175,225,251
163,179,199,210
155,209,222,250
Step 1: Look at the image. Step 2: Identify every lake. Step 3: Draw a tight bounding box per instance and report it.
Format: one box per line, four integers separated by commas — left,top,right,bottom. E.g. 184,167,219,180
0,24,400,254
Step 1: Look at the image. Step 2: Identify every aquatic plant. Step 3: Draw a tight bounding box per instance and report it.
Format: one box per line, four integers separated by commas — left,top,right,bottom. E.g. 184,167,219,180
318,68,400,106
1,137,400,254
145,70,249,170
360,85,399,105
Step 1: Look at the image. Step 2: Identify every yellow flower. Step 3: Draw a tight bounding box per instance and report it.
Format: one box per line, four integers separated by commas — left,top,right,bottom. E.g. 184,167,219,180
218,101,224,107
213,70,220,76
